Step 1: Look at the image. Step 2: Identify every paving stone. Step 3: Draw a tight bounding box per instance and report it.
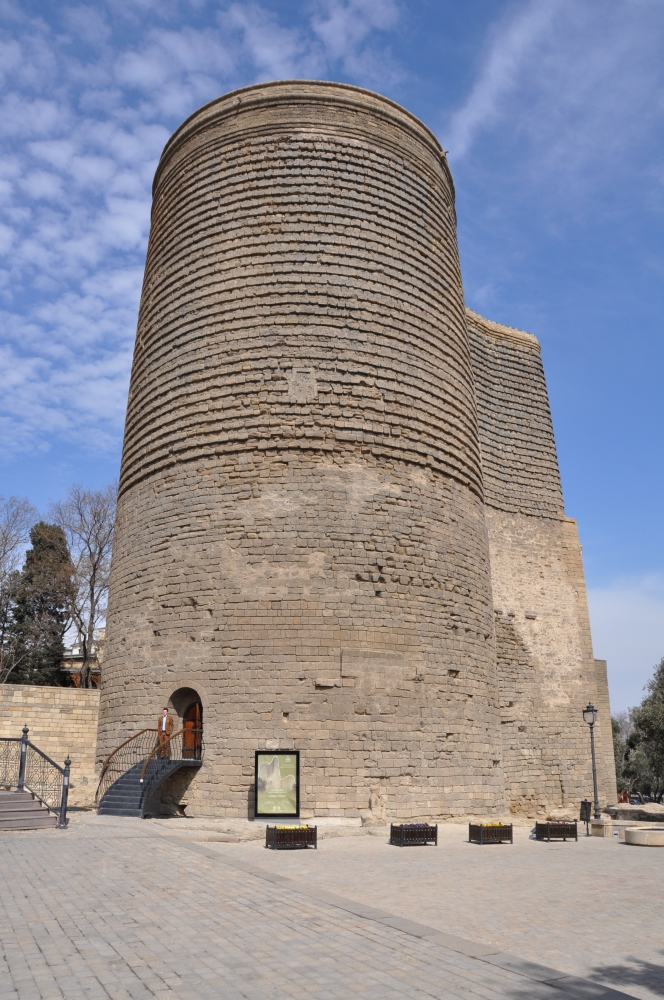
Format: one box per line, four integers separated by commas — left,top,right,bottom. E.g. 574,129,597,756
0,821,646,1000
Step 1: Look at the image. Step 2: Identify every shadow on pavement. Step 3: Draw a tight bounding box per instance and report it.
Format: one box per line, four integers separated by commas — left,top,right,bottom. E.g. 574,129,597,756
591,954,664,997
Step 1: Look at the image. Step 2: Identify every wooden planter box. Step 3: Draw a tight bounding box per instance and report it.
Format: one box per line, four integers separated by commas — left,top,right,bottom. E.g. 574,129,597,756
390,823,438,847
469,823,513,845
265,825,317,850
535,821,578,842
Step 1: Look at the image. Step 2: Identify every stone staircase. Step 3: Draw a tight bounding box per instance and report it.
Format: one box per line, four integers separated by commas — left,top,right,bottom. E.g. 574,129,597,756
97,758,200,818
97,761,147,817
0,790,57,831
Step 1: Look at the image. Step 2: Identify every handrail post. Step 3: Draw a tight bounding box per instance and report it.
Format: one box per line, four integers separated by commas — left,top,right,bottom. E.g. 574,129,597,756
57,757,71,829
17,725,29,791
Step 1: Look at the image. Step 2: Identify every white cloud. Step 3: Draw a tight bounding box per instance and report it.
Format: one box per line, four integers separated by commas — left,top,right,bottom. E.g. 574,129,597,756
0,1,405,463
0,223,14,254
311,0,402,86
62,5,111,47
588,575,664,714
447,0,558,159
221,2,324,80
445,0,664,197
20,170,65,201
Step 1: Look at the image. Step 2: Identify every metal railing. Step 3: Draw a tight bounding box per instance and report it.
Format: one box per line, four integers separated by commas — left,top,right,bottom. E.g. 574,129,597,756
95,727,204,809
139,728,203,808
139,728,203,781
95,729,158,806
0,727,71,828
0,738,21,789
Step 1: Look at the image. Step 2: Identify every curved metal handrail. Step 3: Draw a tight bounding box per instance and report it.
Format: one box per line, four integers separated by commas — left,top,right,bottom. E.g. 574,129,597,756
95,729,158,805
140,728,203,782
98,729,157,783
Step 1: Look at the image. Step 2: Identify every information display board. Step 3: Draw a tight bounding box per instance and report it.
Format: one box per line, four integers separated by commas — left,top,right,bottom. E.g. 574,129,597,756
254,750,300,818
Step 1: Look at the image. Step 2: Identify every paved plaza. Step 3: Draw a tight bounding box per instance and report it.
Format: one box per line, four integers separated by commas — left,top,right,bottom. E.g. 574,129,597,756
1,818,662,1000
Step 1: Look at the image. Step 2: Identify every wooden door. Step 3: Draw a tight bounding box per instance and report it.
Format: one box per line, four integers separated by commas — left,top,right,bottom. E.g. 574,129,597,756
183,701,202,758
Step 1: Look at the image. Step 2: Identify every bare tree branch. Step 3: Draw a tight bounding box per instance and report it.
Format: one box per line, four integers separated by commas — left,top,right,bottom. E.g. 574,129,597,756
50,482,117,688
0,496,38,683
0,495,37,585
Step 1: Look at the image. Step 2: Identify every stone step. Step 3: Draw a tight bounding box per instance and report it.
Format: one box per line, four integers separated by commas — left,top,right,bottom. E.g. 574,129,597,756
101,799,144,808
0,812,57,830
0,791,57,830
97,806,142,816
0,796,48,811
97,758,200,817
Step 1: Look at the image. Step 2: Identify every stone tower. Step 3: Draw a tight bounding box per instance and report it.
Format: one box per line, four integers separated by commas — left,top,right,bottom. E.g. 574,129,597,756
97,81,615,820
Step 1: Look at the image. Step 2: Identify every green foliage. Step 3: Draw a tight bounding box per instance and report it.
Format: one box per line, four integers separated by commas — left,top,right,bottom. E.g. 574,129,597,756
612,657,664,802
612,715,628,790
5,522,75,686
630,658,664,801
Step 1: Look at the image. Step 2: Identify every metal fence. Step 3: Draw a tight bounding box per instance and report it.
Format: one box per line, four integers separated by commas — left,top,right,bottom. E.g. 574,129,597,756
96,727,204,812
0,738,21,789
0,727,71,828
95,729,159,806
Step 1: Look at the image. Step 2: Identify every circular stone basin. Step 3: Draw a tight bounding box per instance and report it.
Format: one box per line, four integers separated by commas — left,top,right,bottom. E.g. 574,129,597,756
624,827,664,847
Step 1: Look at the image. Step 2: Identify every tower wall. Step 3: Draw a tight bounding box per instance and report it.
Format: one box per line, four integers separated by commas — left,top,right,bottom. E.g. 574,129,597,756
98,82,505,820
466,310,616,812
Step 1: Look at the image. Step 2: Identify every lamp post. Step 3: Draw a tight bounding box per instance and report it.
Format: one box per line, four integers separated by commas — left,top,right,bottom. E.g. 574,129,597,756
582,703,600,820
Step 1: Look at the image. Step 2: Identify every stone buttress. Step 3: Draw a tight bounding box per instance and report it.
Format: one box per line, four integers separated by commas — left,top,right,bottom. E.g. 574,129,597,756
466,309,615,813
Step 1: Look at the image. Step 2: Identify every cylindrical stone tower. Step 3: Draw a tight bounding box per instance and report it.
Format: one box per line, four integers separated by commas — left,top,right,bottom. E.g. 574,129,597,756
98,81,505,820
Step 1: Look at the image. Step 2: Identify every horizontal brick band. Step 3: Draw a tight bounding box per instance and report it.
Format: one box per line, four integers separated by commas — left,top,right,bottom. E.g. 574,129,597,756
120,81,482,498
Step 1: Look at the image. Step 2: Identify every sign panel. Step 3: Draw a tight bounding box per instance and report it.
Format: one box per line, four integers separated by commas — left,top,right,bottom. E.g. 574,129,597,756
254,750,300,818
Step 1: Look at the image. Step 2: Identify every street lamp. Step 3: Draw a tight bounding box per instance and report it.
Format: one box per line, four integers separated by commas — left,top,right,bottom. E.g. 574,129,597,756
582,703,600,820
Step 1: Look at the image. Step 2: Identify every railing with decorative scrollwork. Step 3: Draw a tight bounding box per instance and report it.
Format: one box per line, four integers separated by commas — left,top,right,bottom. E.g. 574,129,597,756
96,726,204,813
0,727,71,828
0,738,21,789
95,729,159,806
139,728,203,806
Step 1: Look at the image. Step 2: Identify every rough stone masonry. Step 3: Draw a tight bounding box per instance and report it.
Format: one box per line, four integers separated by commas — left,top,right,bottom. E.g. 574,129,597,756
97,81,616,820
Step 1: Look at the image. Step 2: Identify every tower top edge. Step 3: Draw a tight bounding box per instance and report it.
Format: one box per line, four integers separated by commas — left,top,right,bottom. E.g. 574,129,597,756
153,79,453,199
465,307,540,350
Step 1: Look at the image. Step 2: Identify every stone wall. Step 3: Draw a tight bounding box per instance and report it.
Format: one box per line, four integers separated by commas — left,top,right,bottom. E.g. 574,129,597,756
593,659,615,802
0,685,100,807
99,81,505,821
485,511,615,811
467,312,616,810
103,452,505,822
123,82,481,499
466,309,564,518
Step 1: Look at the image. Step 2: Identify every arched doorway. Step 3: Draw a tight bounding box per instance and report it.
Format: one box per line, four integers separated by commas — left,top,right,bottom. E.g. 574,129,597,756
168,687,203,760
182,700,203,759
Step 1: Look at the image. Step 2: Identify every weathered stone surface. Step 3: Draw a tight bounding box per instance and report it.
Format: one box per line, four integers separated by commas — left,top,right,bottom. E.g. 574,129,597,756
624,826,664,846
0,685,100,806
468,314,615,812
97,81,615,820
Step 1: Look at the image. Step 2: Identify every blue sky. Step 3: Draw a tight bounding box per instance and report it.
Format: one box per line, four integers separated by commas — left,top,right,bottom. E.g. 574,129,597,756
1,0,662,711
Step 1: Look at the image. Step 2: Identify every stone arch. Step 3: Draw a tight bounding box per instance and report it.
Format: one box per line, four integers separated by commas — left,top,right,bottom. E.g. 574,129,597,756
168,686,203,729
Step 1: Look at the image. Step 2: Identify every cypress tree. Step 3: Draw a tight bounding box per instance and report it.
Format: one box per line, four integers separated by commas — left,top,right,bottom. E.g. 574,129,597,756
9,522,74,685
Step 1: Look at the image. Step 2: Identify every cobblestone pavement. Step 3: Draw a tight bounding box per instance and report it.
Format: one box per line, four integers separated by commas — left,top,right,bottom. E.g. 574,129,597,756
203,823,664,1000
0,818,659,1000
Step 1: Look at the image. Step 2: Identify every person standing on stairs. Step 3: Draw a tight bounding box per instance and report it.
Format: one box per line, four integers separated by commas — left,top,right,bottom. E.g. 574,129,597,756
158,707,174,758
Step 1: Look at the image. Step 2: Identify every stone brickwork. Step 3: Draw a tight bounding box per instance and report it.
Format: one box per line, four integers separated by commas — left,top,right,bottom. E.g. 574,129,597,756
98,81,615,820
593,659,615,801
124,83,481,500
0,684,100,807
468,313,616,811
465,310,564,519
